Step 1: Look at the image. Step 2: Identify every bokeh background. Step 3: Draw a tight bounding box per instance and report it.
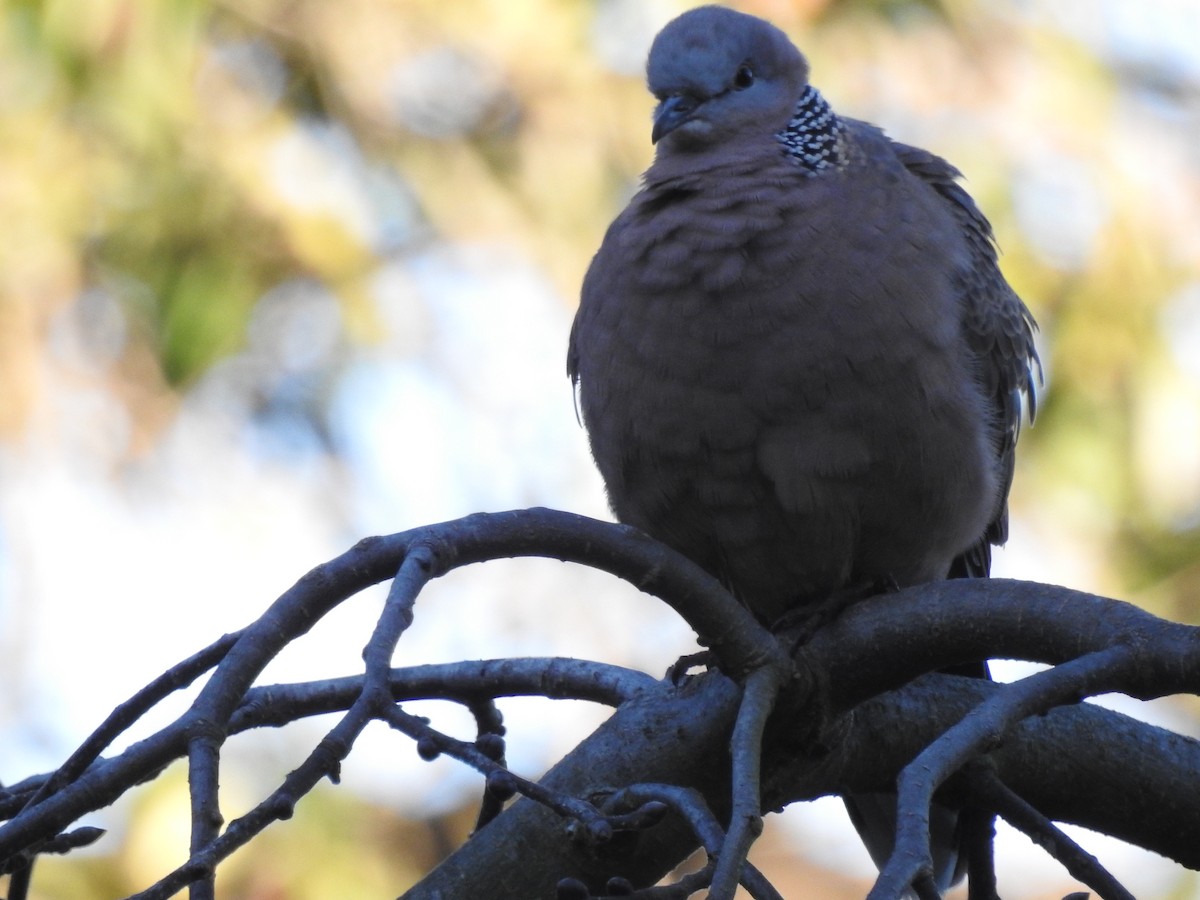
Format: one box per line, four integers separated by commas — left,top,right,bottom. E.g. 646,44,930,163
2,0,1199,897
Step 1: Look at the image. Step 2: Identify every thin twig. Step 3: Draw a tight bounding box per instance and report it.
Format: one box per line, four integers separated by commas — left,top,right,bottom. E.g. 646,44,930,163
228,657,657,732
870,646,1138,899
961,804,998,900
137,548,442,900
968,765,1134,900
379,704,613,840
709,662,790,900
21,633,239,815
602,784,782,900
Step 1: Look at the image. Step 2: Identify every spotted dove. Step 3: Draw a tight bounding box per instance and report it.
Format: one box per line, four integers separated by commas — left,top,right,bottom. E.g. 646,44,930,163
567,4,1038,888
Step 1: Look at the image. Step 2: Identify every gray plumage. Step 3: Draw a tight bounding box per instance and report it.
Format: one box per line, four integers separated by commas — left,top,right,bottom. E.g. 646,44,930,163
568,5,1038,889
569,5,1037,625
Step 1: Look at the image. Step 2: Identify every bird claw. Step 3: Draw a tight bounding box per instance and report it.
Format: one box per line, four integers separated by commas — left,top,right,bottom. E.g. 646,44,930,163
774,576,899,653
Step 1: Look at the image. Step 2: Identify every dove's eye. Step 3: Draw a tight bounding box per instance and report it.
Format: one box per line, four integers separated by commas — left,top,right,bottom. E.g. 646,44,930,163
733,64,755,90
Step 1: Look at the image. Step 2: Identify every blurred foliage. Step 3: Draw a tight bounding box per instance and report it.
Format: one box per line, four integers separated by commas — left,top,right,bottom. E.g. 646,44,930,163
2,0,1200,896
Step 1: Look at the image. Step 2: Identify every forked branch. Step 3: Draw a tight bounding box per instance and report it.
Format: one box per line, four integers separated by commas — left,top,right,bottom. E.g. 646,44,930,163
0,509,1197,900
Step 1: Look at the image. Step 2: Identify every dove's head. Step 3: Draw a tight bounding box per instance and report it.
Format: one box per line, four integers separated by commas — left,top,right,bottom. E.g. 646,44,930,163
646,5,809,151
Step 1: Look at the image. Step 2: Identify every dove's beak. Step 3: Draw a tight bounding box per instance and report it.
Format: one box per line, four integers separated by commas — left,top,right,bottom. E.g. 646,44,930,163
652,93,702,143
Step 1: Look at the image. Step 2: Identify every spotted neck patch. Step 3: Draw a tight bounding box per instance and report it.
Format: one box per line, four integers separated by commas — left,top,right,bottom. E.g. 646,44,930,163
777,85,847,174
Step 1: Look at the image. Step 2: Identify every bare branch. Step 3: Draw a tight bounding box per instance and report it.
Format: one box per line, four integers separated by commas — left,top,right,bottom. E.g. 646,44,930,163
405,665,1200,897
870,646,1141,898
804,579,1200,711
229,657,657,732
19,633,239,817
710,665,788,899
601,784,783,900
2,510,1198,899
966,764,1134,900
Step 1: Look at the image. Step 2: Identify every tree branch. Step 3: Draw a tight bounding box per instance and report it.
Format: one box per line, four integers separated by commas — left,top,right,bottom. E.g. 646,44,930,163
405,666,1200,897
1,510,1197,899
870,646,1140,898
965,764,1134,900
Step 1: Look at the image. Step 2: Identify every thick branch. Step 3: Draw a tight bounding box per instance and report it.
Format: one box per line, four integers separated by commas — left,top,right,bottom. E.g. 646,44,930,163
3,512,1198,898
804,578,1200,710
406,665,1200,897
